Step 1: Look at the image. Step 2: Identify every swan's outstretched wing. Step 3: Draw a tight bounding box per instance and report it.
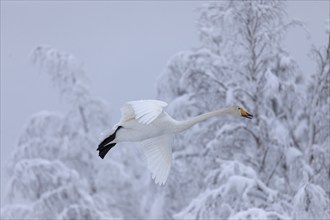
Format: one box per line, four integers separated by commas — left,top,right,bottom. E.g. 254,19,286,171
119,104,135,123
142,134,173,185
120,100,168,124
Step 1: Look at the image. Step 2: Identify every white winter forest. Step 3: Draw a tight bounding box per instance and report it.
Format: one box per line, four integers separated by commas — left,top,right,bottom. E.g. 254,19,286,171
1,1,329,219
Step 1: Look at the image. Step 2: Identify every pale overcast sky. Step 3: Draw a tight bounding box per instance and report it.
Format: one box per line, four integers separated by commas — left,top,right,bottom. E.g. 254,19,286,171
1,1,329,203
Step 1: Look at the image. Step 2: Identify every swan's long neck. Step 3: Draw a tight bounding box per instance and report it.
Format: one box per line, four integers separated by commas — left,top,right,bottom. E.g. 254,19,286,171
175,108,233,133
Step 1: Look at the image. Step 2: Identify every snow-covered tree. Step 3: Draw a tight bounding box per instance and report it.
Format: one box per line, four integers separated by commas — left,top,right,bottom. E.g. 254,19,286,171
291,28,330,219
1,46,113,219
1,46,146,219
154,1,329,219
307,34,330,190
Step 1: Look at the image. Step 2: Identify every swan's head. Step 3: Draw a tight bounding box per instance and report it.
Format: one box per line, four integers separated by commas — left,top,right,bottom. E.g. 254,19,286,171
232,106,253,119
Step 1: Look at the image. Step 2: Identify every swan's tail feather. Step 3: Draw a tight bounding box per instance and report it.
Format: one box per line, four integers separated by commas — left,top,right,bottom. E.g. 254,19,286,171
97,126,122,159
98,143,116,159
97,132,116,151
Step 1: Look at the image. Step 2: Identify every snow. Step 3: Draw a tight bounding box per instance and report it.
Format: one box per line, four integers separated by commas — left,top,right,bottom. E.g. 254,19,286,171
293,183,330,219
228,207,291,220
264,69,280,96
285,147,302,165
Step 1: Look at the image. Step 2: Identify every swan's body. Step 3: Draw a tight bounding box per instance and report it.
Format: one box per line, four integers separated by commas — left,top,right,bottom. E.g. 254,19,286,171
97,100,252,185
115,112,176,142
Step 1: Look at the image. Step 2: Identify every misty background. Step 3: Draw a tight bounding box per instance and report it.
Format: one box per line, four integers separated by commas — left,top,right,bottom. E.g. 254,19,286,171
1,1,329,219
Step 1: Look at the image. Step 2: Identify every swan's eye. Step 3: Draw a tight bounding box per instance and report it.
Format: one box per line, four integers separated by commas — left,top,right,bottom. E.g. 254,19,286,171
238,107,241,110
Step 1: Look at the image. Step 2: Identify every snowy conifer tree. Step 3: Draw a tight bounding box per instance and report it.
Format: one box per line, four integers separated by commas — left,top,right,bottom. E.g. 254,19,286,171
154,1,329,219
291,29,330,219
1,46,113,219
1,46,146,219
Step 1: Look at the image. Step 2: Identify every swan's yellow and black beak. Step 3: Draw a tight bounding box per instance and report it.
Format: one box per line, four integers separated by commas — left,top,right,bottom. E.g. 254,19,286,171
240,108,253,119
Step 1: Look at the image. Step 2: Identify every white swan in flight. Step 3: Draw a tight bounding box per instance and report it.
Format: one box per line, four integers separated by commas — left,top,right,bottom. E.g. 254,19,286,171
97,100,253,185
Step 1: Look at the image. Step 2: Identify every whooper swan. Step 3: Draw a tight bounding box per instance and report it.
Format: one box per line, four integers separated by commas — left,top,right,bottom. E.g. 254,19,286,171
97,100,253,185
